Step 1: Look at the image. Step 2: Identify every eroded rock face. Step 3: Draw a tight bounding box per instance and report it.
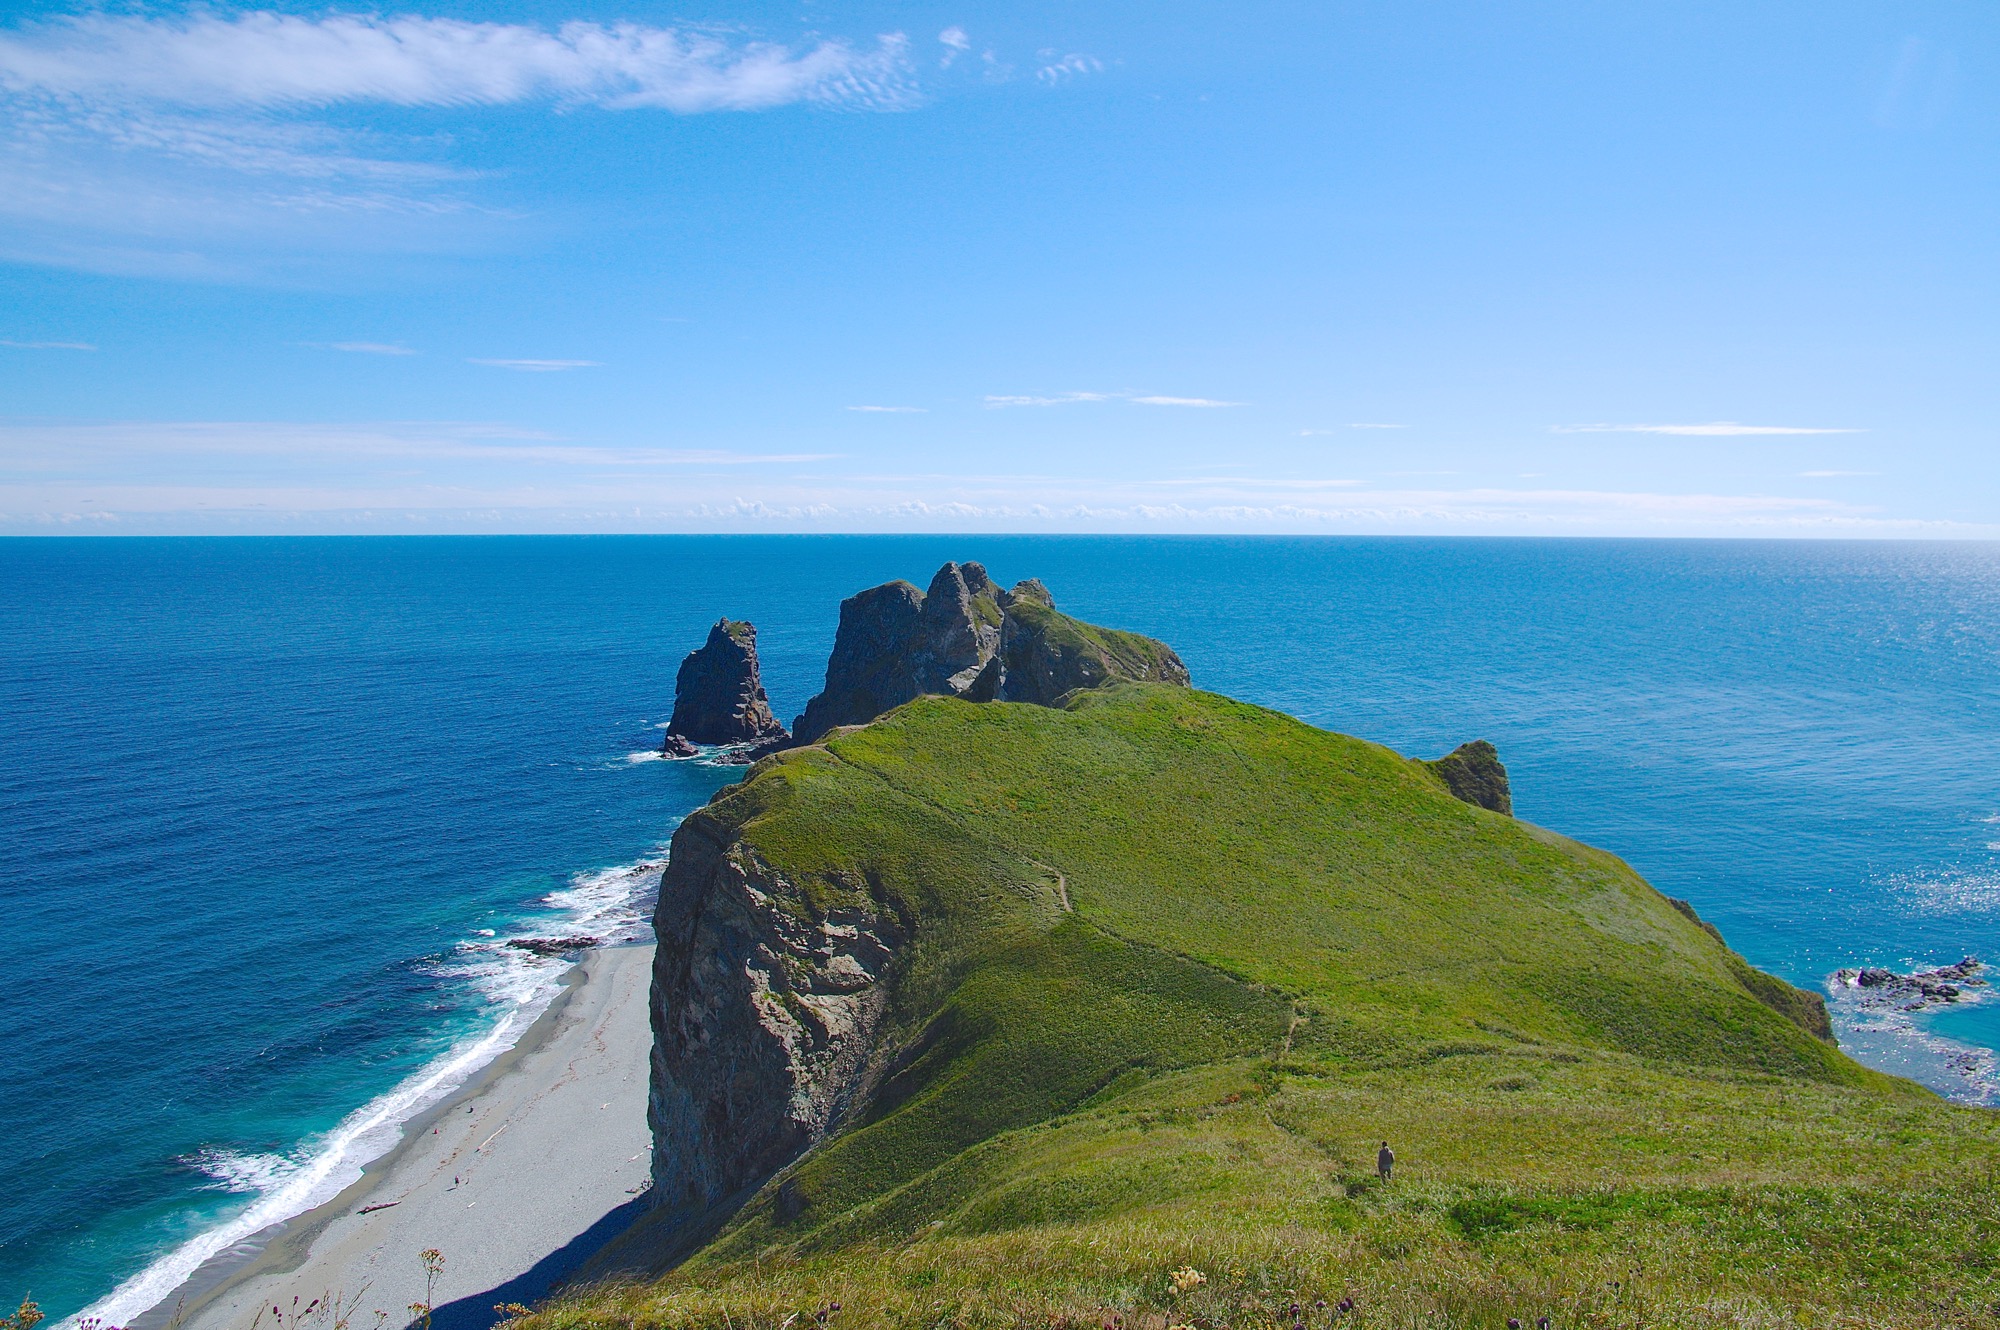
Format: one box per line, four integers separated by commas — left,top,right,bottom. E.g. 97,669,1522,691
791,564,1187,739
994,579,1191,706
792,562,1004,743
666,620,789,748
648,809,899,1220
1426,740,1512,815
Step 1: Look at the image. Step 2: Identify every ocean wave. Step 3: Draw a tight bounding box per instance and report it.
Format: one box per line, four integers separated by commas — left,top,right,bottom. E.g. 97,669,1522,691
68,853,671,1330
625,750,667,764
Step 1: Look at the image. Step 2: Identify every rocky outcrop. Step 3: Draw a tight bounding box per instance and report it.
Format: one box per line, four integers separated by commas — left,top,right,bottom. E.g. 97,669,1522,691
666,620,788,749
1425,740,1511,815
1835,957,1984,1012
647,801,900,1223
792,564,1187,741
791,563,1004,743
991,579,1191,705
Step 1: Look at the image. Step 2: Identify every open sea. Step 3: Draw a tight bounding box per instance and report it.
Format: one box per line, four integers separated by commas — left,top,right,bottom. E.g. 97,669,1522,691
4,536,1999,1322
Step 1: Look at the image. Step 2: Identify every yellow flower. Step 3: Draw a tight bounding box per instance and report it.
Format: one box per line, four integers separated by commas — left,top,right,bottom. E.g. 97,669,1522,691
1168,1267,1207,1294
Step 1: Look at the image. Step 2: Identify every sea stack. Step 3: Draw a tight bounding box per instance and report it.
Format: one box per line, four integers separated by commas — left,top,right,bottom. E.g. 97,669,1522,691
663,619,788,751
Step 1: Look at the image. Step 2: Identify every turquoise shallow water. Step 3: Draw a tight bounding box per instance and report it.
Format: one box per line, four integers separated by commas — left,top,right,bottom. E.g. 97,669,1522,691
3,536,1997,1320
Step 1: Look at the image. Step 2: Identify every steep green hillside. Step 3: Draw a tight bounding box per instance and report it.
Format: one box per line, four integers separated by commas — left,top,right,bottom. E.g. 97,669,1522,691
550,686,2000,1329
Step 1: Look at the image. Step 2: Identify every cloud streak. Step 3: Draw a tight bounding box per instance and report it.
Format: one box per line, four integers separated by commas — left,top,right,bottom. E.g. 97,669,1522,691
326,341,416,355
0,13,918,113
984,391,1242,409
0,11,920,276
1,338,95,350
469,358,599,372
1554,421,1862,436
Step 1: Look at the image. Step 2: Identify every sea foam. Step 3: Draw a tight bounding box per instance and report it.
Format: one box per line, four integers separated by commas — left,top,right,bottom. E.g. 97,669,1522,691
67,853,670,1330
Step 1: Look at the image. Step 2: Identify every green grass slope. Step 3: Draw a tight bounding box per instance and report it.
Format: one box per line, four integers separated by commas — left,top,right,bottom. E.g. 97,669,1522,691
546,685,2000,1330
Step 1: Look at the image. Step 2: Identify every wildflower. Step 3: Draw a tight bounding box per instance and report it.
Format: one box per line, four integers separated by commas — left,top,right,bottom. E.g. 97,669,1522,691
1168,1267,1206,1295
1509,1320,1521,1329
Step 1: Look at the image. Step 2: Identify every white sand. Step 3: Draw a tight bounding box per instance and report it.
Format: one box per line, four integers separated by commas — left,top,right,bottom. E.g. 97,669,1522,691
176,944,656,1330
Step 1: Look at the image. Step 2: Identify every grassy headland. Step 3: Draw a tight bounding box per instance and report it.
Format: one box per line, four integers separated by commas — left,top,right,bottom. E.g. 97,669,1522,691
542,684,2000,1329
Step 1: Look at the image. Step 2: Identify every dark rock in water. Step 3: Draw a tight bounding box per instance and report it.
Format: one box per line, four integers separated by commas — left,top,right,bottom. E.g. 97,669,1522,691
507,935,601,957
1836,957,1983,1012
713,737,790,766
661,733,700,759
790,563,1189,741
666,619,789,748
792,562,1005,742
1425,740,1512,815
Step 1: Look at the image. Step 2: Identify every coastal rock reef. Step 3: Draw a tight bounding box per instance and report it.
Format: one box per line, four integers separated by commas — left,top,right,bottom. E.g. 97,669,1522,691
662,619,788,752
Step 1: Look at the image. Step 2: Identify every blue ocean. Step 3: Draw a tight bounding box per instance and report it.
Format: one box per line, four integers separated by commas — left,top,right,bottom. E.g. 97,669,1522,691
4,537,1999,1322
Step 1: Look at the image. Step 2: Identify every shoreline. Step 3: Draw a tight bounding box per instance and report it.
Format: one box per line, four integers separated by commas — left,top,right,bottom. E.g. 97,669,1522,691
139,944,656,1330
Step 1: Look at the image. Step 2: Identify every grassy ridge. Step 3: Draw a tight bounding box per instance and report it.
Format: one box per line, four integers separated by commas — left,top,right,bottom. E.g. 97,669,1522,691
547,685,2000,1328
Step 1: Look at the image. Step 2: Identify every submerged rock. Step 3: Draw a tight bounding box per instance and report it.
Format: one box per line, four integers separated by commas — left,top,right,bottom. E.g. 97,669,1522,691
506,935,601,957
1835,957,1984,1011
666,619,788,749
1425,740,1512,815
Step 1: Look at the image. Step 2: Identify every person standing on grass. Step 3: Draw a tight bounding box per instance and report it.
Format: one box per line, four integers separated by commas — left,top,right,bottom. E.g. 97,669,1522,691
1377,1140,1395,1180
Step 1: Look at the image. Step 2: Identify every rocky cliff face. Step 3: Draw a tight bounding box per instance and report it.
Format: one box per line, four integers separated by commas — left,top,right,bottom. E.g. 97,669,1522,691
666,619,789,749
791,563,1004,743
792,563,1185,740
1425,739,1512,815
648,798,900,1223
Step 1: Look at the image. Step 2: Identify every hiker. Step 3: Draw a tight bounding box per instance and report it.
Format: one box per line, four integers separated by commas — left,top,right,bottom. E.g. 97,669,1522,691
1377,1140,1394,1180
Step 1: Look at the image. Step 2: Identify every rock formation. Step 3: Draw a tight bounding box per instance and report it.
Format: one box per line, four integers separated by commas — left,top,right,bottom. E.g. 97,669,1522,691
989,577,1191,706
665,619,788,750
647,798,899,1224
1425,739,1511,815
792,563,1187,741
791,563,1005,743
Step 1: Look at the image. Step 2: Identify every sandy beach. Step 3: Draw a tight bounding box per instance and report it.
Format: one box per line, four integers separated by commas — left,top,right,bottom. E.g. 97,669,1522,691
169,944,656,1330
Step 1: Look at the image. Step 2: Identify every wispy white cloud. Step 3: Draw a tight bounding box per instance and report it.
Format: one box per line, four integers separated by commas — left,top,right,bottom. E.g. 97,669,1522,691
0,13,917,113
325,341,416,356
0,421,1979,536
469,358,598,372
1,338,94,350
938,27,970,69
985,391,1239,409
847,404,926,413
985,391,1115,408
1035,52,1102,83
1799,469,1879,477
0,12,919,277
1554,421,1862,436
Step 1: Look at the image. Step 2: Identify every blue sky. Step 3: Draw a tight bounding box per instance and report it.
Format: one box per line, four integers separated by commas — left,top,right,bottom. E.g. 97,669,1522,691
0,0,1994,535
